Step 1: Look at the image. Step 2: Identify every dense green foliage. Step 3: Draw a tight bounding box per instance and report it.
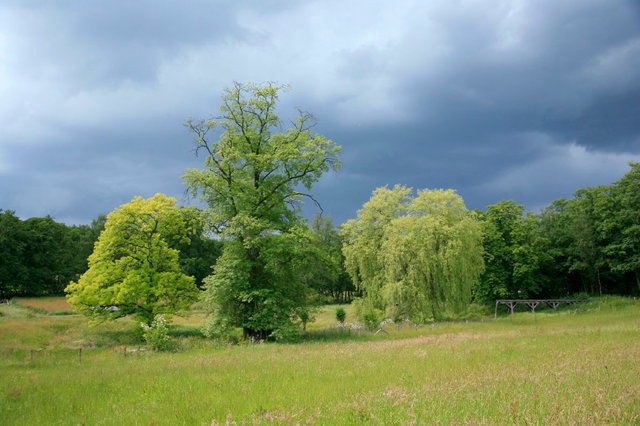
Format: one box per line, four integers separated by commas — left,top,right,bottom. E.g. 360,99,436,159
184,82,341,339
166,207,222,288
65,194,199,325
0,206,217,299
140,315,174,351
306,214,356,303
475,201,546,301
0,210,104,299
342,186,484,322
475,162,640,299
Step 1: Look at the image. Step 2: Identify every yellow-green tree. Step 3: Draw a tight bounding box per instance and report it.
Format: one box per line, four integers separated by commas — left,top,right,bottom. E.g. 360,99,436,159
342,186,484,322
65,194,198,325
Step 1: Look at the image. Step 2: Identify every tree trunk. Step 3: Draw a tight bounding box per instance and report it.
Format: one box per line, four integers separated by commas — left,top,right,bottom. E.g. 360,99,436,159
243,327,272,342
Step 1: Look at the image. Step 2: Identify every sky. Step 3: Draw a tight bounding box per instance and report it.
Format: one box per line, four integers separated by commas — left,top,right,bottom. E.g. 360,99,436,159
1,0,639,226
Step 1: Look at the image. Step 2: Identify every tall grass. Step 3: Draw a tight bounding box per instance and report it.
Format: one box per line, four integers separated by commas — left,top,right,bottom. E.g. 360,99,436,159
13,297,74,314
1,297,639,424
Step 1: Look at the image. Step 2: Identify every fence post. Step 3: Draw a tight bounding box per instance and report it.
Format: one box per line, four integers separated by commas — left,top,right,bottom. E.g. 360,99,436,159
29,350,33,363
78,348,82,362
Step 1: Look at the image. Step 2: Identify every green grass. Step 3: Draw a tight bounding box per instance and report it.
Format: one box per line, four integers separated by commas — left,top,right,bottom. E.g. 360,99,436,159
1,297,639,424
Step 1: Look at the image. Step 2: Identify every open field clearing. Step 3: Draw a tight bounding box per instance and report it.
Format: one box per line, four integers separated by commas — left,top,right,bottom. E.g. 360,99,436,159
12,296,74,315
12,297,74,313
1,297,639,424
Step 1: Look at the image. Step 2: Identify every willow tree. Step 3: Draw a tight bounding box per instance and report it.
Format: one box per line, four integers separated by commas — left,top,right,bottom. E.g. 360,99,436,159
342,187,484,322
341,185,411,314
183,82,341,340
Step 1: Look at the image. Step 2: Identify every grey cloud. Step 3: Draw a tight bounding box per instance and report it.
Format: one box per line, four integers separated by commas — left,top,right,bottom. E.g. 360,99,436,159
1,0,640,225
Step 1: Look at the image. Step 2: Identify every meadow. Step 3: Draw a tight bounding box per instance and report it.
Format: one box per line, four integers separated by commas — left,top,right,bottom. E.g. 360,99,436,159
1,297,639,424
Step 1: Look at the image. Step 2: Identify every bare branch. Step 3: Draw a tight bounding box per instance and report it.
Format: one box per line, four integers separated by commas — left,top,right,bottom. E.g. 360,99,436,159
287,191,324,214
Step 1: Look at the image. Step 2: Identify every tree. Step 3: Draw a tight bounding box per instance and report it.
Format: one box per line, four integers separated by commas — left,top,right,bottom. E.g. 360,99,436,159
166,207,223,289
305,214,355,302
536,199,577,296
475,201,548,301
475,201,522,301
67,214,108,279
184,82,341,339
65,194,198,325
565,187,610,295
0,210,106,298
342,186,484,322
21,216,78,296
0,210,28,299
341,185,411,316
603,162,640,293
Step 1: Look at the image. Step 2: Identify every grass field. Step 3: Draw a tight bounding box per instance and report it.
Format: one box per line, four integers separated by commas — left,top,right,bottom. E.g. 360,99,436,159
1,297,639,424
12,296,74,313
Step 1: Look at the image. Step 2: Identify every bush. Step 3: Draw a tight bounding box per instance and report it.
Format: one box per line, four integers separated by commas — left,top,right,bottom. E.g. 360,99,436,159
141,315,175,351
335,307,346,324
363,310,381,331
270,323,301,343
200,314,231,339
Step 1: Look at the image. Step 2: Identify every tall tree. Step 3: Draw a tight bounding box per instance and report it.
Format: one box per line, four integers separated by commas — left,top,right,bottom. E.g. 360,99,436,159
536,199,576,296
184,82,341,339
0,210,28,298
475,201,547,301
342,187,484,322
66,194,198,325
21,216,77,295
565,187,610,295
603,162,640,293
342,185,411,314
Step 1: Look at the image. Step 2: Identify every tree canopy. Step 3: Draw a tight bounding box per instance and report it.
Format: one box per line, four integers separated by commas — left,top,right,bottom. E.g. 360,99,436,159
184,82,341,339
604,162,640,291
304,214,355,303
475,201,547,301
0,210,104,299
65,194,198,325
342,186,484,322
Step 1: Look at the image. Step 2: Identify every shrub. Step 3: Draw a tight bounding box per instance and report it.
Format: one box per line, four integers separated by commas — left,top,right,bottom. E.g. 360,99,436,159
270,323,301,343
140,315,174,351
201,314,231,339
363,310,381,331
335,307,346,324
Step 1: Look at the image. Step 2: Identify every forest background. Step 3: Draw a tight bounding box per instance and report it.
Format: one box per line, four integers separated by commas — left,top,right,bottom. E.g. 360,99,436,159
2,160,639,303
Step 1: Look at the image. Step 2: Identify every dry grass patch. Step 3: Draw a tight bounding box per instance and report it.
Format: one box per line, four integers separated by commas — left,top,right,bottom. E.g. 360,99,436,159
13,297,73,312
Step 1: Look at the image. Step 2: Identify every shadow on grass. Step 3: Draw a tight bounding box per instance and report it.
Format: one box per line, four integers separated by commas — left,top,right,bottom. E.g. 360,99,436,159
87,329,143,347
169,325,205,338
300,328,373,343
9,301,75,317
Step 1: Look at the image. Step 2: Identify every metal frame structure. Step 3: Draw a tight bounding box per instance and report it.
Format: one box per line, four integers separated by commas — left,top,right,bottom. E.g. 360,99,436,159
494,299,590,318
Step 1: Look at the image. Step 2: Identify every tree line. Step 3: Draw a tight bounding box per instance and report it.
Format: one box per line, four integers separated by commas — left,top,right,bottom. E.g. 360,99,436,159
476,164,640,302
0,207,224,300
3,82,638,341
0,212,105,299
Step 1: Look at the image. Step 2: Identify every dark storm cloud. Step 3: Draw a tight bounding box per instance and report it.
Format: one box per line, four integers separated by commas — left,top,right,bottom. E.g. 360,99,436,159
547,89,640,151
1,0,639,225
